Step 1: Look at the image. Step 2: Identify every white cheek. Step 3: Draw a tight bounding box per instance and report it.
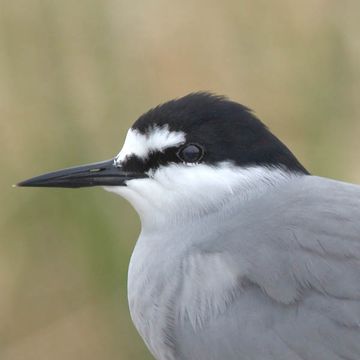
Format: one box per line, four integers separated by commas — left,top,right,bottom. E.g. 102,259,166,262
103,164,295,227
105,163,238,220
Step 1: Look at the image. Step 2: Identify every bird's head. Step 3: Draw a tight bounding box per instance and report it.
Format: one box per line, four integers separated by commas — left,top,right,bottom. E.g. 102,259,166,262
18,93,308,226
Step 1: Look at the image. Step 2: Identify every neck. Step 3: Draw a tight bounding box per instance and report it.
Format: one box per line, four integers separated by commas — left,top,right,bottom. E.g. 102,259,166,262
112,164,304,231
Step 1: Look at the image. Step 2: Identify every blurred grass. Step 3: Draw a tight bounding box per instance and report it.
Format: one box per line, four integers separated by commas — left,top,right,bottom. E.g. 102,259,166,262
1,1,360,359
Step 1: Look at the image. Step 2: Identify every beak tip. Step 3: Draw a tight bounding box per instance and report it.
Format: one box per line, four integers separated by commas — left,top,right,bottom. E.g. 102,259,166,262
16,177,43,187
16,180,31,187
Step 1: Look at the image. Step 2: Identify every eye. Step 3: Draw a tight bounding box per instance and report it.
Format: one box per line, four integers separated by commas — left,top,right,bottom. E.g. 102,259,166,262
177,144,204,163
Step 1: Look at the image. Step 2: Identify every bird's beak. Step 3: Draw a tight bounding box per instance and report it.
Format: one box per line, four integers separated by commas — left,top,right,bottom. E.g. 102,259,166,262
17,159,148,188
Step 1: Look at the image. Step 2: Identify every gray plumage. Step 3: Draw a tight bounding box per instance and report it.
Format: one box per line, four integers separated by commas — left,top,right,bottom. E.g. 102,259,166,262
128,174,360,360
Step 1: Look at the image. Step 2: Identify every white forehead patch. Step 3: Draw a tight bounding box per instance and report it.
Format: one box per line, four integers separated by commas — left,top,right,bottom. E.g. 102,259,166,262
116,126,186,163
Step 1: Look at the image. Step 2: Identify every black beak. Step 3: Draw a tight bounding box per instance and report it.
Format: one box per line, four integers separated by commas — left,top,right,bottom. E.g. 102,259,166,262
17,159,148,188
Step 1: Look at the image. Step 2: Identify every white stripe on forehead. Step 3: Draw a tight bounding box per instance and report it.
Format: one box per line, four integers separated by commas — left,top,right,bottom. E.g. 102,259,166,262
116,126,186,163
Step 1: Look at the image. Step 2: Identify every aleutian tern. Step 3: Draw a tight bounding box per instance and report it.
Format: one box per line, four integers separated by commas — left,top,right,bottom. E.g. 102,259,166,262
19,93,360,360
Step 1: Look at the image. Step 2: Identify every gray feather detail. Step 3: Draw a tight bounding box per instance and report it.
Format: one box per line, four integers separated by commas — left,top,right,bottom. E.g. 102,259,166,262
175,175,360,359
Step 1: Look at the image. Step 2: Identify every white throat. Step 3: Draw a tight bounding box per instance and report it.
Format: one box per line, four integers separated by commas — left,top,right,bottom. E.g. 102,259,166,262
105,164,298,230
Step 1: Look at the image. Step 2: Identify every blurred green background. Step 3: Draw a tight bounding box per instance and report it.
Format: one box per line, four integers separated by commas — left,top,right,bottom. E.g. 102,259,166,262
1,1,360,359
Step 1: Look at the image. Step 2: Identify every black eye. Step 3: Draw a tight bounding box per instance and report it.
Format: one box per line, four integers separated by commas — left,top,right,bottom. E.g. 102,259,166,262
177,144,204,163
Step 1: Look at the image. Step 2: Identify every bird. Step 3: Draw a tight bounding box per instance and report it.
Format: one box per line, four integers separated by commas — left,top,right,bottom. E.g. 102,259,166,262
18,92,360,360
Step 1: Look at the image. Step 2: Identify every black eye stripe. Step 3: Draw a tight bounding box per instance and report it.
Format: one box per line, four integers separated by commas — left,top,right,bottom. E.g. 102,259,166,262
121,143,205,173
121,147,181,173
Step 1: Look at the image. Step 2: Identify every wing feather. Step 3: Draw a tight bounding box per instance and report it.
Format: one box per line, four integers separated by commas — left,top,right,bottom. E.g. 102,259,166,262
177,175,360,359
219,175,360,359
225,176,360,304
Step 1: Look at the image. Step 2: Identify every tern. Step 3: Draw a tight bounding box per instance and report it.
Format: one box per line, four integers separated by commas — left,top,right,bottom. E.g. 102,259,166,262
19,93,360,360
